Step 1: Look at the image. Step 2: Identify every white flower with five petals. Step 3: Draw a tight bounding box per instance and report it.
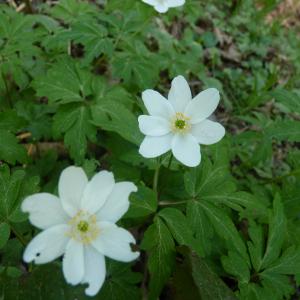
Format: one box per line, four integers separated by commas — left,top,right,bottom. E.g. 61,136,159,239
22,166,139,297
138,76,225,167
142,0,185,13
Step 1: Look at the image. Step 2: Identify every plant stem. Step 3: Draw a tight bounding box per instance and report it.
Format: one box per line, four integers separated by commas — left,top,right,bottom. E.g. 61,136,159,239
153,158,161,195
158,200,189,206
167,154,173,170
10,225,27,247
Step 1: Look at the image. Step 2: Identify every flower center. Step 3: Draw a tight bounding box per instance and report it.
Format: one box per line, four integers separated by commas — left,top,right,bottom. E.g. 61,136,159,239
77,220,89,232
175,119,186,129
171,112,191,133
67,210,99,244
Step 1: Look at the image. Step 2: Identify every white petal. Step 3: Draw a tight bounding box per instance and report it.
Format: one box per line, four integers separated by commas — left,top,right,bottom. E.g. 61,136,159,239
171,134,201,167
142,89,174,119
97,182,137,223
191,120,225,145
138,115,171,136
184,88,220,124
139,133,173,158
92,222,139,262
155,3,169,12
142,0,158,5
168,75,192,112
23,225,69,264
81,171,115,214
59,166,88,217
167,0,185,7
63,239,85,285
22,193,69,230
82,246,106,297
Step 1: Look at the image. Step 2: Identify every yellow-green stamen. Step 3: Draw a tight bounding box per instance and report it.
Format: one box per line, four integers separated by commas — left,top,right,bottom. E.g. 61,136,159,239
67,210,100,244
171,112,191,133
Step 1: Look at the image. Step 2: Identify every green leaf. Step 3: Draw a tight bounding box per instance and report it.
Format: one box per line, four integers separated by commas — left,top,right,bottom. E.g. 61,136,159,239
259,272,295,300
111,41,159,89
0,110,26,132
125,186,157,218
49,0,97,23
9,175,40,223
199,201,249,262
0,222,10,249
247,221,264,272
98,260,142,300
0,260,141,300
266,119,300,142
186,200,213,256
261,194,286,269
0,165,39,223
60,19,113,64
271,88,300,114
266,246,300,275
0,7,40,89
216,191,268,219
188,252,238,300
184,157,235,199
0,166,25,222
141,218,176,300
53,104,96,164
91,101,143,146
0,264,90,300
171,258,202,300
91,77,134,107
32,57,92,104
0,130,27,165
221,251,250,284
159,207,203,257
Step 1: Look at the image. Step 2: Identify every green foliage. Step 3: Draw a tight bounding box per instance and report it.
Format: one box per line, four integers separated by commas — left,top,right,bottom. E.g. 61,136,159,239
0,262,141,300
125,186,157,218
223,195,300,300
32,58,93,104
0,130,27,164
98,261,142,300
0,165,39,251
1,0,300,298
53,103,96,164
159,207,203,256
141,217,175,300
92,100,142,146
189,252,238,300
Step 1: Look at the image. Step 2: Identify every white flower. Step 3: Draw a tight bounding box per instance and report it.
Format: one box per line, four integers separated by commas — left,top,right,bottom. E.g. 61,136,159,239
22,166,139,297
138,75,225,167
142,0,185,13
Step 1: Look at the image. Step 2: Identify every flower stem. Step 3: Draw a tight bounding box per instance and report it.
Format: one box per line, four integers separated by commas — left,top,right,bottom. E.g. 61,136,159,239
158,200,189,206
167,154,173,170
153,158,161,195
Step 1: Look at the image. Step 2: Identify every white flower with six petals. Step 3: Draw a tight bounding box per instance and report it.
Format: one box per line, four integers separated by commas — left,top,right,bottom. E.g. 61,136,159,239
138,76,225,167
22,166,139,297
141,0,185,13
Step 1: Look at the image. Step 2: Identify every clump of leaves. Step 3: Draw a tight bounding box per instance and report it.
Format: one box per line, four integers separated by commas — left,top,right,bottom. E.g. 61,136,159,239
1,0,300,299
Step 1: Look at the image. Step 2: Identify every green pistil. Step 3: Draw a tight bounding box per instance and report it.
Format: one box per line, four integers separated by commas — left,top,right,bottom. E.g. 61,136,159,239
175,119,186,129
77,221,89,232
